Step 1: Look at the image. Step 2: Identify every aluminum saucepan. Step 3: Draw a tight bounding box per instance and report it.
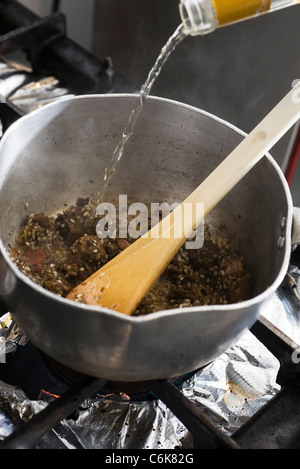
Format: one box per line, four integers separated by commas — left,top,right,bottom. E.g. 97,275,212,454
0,94,297,381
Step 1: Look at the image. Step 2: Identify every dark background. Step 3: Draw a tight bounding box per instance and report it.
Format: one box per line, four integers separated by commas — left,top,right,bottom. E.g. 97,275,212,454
92,0,300,203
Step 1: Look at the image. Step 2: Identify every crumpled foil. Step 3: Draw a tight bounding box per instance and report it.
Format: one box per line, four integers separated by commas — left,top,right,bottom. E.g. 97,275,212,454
0,56,73,116
2,262,299,449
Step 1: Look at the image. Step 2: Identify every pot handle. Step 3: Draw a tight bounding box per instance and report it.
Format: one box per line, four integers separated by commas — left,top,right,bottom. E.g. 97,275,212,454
292,207,300,245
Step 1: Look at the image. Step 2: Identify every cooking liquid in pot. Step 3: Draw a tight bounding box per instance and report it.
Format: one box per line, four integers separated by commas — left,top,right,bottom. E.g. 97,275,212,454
10,198,252,315
99,24,186,201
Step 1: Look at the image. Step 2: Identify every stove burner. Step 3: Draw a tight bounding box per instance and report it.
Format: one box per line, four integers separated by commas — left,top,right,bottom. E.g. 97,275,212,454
44,352,201,402
2,339,201,403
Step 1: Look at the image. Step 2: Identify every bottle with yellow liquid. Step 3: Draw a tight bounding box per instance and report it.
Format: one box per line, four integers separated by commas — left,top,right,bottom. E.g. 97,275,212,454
179,0,299,35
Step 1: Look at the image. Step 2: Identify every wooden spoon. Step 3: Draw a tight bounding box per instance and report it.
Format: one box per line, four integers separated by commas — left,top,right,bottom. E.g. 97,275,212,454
67,84,300,314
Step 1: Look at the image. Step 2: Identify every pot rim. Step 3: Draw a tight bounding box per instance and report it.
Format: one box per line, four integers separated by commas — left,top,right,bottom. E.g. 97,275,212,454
0,93,293,323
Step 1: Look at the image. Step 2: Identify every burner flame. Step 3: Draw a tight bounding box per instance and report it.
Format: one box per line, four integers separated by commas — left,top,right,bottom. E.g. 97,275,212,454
41,389,61,400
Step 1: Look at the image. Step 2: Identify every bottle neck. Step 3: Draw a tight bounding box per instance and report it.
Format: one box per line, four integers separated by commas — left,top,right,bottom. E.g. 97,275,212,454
179,0,298,36
179,0,217,36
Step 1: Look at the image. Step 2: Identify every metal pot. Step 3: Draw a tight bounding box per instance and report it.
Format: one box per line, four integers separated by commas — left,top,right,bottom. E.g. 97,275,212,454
0,94,296,381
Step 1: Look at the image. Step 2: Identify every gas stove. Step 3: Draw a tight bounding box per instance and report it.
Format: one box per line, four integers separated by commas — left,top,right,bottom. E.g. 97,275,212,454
1,0,300,451
1,272,300,450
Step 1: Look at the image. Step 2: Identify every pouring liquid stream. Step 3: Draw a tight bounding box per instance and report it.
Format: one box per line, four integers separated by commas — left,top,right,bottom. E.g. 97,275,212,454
98,24,187,202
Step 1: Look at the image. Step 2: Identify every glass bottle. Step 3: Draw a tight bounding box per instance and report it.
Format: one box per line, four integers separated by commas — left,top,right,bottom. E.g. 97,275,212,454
179,0,299,36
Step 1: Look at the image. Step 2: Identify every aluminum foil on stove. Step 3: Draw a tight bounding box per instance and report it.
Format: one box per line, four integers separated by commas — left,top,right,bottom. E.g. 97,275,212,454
0,328,280,449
